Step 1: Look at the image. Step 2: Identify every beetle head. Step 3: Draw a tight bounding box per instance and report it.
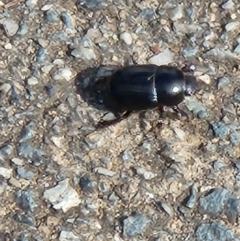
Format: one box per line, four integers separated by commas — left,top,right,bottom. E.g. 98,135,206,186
184,75,198,96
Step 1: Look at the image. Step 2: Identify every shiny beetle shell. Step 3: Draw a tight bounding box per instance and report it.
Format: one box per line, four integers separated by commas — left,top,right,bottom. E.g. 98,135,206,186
108,65,190,111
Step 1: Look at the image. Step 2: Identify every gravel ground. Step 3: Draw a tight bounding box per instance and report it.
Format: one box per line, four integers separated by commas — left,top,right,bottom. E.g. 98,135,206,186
0,0,240,240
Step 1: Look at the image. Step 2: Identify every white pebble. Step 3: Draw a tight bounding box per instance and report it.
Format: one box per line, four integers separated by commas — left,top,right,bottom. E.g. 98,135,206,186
169,4,183,21
1,19,19,36
198,74,211,84
41,64,54,73
41,4,53,11
148,49,174,66
173,127,185,140
4,43,12,49
222,0,234,10
173,23,201,34
38,38,49,48
43,179,81,213
52,67,72,81
120,32,132,45
53,59,65,66
27,76,39,85
25,0,38,8
0,167,12,179
11,158,24,166
225,21,240,32
234,44,240,54
94,167,116,177
136,167,156,180
59,231,79,241
0,83,11,94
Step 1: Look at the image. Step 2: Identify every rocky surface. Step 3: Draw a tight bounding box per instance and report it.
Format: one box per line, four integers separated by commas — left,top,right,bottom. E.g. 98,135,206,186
0,0,240,240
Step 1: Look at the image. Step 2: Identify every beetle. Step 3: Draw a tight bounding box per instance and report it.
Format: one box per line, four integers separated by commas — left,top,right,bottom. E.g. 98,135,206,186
94,64,198,127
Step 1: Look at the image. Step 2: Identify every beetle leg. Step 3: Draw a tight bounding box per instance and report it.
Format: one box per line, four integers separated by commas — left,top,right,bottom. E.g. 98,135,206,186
158,106,168,119
96,111,132,129
172,106,188,118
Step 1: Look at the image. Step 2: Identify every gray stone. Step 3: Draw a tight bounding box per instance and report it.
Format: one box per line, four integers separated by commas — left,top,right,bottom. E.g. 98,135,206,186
71,46,96,61
212,160,225,170
45,9,59,23
43,178,81,213
59,231,79,241
36,47,47,63
17,142,45,160
17,21,28,35
2,19,19,36
199,188,228,215
13,213,35,226
19,126,35,142
15,190,37,212
186,184,197,209
17,167,35,180
217,76,229,90
0,144,13,161
77,0,108,10
211,122,229,137
79,175,94,192
60,12,74,28
184,96,207,117
195,222,240,241
224,197,239,224
229,131,240,146
122,212,150,237
233,89,240,103
0,167,12,179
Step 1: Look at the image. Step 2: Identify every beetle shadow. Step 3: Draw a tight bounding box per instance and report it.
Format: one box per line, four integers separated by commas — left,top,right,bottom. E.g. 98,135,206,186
74,65,120,112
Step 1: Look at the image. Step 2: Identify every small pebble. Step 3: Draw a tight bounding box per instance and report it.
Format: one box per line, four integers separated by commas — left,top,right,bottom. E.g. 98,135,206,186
60,12,74,28
17,167,35,180
79,175,94,192
185,184,197,209
43,178,81,212
148,49,174,66
217,76,229,90
25,0,38,8
59,231,79,241
27,77,39,86
2,19,19,36
51,67,72,81
0,167,12,179
136,167,156,180
0,83,11,94
199,188,228,215
212,160,225,170
77,0,108,10
11,158,24,166
222,0,234,10
159,202,173,216
195,222,238,241
94,167,116,177
17,22,28,35
229,131,240,146
38,38,49,48
123,213,150,237
198,74,211,84
234,44,240,54
71,47,96,61
225,21,240,32
211,122,229,137
4,43,12,50
168,4,183,21
120,32,132,45
45,9,59,23
41,4,52,11
15,190,37,212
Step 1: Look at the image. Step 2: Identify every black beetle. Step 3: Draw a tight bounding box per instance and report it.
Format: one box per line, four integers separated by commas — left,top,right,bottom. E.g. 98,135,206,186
94,64,198,127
